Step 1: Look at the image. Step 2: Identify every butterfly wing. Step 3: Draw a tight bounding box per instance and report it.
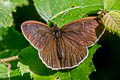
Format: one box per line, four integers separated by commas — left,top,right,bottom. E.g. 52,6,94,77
58,35,87,69
58,17,104,69
21,21,60,69
39,35,61,70
61,17,104,47
21,21,52,49
21,17,104,70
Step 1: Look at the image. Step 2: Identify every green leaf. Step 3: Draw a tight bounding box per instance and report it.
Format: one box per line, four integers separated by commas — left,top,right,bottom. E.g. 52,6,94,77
19,44,101,80
0,50,21,79
34,0,103,28
9,69,21,78
0,62,31,79
17,62,31,76
19,46,54,75
0,66,31,80
0,0,29,42
0,0,29,28
0,63,21,79
0,63,8,78
0,49,18,59
0,27,29,50
10,0,29,7
0,27,7,41
102,10,120,36
103,0,120,11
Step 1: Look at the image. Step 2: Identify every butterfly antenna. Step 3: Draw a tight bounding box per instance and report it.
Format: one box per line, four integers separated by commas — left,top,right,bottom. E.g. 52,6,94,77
39,11,68,28
56,11,68,24
39,12,51,22
39,12,56,26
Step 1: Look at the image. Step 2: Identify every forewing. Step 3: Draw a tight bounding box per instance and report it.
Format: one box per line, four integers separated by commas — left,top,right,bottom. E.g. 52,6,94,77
61,17,104,47
59,35,87,69
21,21,52,49
21,21,61,70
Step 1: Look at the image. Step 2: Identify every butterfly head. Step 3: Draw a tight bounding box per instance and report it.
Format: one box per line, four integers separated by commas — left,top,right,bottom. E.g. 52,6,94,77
52,23,61,41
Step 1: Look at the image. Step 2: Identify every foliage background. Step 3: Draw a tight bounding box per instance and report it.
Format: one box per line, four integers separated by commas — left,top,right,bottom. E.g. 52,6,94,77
0,0,120,80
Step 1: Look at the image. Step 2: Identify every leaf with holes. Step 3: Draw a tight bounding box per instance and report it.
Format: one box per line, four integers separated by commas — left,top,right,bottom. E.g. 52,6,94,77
34,0,103,27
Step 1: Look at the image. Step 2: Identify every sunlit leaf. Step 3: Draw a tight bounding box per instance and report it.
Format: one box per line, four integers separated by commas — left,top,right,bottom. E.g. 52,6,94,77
34,0,103,27
102,10,120,36
0,63,8,78
17,62,31,76
0,0,29,28
103,0,120,11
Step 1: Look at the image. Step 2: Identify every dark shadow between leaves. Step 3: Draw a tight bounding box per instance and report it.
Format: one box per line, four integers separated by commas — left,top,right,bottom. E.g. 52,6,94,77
90,31,120,80
12,0,46,32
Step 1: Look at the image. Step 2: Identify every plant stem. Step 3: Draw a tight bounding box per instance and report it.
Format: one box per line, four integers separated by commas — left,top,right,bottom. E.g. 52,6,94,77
0,55,19,63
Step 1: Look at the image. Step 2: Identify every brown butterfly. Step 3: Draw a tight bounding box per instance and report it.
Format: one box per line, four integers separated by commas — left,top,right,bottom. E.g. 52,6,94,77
21,17,104,70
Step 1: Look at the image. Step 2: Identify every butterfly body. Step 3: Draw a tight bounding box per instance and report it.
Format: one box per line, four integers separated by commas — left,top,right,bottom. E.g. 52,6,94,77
52,24,61,41
52,24,63,60
21,17,104,70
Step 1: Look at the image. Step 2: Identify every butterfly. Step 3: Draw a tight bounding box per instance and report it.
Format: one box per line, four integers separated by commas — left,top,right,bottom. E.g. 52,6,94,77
21,17,104,70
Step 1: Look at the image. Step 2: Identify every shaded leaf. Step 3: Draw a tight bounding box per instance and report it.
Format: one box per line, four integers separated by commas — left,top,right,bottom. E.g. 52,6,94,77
0,49,18,59
0,27,29,50
0,27,8,41
102,10,120,36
